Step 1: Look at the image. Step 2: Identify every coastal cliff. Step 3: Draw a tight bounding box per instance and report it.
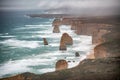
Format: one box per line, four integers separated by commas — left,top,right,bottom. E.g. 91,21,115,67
94,39,120,58
1,57,120,80
1,17,120,80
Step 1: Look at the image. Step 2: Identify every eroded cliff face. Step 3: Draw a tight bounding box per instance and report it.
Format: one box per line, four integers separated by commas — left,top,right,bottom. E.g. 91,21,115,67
92,29,111,45
1,17,120,80
59,33,73,50
52,18,112,45
2,58,120,80
94,39,120,58
93,25,120,59
53,25,60,33
52,19,61,27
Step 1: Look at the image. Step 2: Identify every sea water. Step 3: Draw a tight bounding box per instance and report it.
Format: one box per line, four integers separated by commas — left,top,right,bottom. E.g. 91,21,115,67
0,11,92,78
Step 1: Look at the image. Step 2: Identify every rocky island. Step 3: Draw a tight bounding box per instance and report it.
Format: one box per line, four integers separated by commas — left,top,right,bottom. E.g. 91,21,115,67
1,15,120,80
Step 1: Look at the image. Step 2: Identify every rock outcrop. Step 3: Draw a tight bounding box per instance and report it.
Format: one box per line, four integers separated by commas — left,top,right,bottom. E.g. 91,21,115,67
2,58,120,80
60,33,73,45
75,52,80,57
92,29,111,44
1,16,120,80
53,25,60,33
59,42,67,50
94,39,120,58
52,19,61,27
55,59,68,71
43,38,48,45
59,33,73,50
93,25,120,59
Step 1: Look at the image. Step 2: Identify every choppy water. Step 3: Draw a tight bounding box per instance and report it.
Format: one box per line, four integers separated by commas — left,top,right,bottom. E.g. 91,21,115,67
0,11,92,78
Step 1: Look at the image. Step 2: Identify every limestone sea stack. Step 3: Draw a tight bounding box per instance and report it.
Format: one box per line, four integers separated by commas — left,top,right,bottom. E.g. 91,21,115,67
52,19,61,27
43,38,48,45
56,59,68,71
59,42,67,50
53,25,60,33
61,33,73,45
59,33,73,50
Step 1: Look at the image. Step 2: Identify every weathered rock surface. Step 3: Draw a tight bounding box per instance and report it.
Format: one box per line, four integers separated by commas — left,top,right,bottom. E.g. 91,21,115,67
53,25,60,33
94,39,120,58
55,59,68,71
1,58,120,80
59,33,73,50
60,33,73,45
59,42,67,50
94,25,120,59
86,52,95,59
43,38,48,45
52,19,61,27
92,29,111,44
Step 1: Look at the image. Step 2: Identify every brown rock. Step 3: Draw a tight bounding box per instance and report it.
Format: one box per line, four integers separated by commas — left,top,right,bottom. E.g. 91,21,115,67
61,33,73,45
52,19,61,27
86,50,95,59
94,39,120,58
86,53,95,59
53,25,60,33
92,29,110,45
59,33,73,50
56,59,68,71
43,38,48,45
59,42,67,50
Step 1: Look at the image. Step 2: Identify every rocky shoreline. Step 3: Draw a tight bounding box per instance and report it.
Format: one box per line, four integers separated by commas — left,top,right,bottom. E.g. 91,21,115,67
1,16,120,80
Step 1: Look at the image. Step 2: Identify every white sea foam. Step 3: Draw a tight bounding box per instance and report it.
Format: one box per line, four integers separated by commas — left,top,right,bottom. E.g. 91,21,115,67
25,24,51,27
39,68,55,73
68,61,80,68
60,25,74,35
49,43,59,47
0,23,93,78
0,58,57,78
0,39,40,48
0,35,16,38
14,24,52,30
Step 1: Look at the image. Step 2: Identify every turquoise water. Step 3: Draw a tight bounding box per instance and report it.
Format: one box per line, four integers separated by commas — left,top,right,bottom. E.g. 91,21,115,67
0,11,92,78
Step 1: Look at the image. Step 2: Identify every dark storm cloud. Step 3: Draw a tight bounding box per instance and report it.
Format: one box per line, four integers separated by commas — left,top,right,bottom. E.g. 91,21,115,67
0,0,120,15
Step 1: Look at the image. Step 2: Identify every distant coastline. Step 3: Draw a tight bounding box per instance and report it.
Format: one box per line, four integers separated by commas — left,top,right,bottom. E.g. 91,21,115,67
1,14,120,80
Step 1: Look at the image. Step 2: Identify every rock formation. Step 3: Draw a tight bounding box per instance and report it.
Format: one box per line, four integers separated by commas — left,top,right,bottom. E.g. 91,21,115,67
92,29,111,45
53,25,60,33
2,58,120,80
61,33,73,45
59,42,67,50
59,33,73,50
75,52,80,57
55,59,68,71
61,18,73,25
43,38,48,45
93,25,120,59
94,39,120,59
52,19,61,27
1,16,120,80
86,50,95,59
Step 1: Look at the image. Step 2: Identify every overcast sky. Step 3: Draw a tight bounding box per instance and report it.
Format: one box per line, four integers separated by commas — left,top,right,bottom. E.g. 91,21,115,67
0,0,120,15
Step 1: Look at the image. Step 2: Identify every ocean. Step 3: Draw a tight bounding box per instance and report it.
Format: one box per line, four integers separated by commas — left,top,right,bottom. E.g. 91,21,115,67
0,11,92,78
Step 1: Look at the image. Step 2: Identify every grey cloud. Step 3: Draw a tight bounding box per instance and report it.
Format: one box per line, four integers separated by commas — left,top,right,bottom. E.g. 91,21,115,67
0,0,120,16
